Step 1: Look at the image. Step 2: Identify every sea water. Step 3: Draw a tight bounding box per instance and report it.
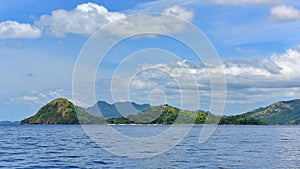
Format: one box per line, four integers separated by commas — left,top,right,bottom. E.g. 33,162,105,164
0,125,299,168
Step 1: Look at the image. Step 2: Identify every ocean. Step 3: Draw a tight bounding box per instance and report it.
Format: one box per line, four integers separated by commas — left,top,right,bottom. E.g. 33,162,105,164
1,125,299,168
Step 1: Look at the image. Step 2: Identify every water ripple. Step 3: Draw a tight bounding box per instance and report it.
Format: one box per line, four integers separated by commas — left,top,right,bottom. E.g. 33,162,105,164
0,125,299,168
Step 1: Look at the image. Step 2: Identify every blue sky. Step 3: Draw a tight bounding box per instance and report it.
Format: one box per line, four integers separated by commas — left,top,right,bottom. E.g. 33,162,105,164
1,0,300,120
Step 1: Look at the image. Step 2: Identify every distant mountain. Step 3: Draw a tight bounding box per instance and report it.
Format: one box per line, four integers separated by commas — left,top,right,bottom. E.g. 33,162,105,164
244,99,300,125
0,121,20,125
86,101,151,118
21,98,105,124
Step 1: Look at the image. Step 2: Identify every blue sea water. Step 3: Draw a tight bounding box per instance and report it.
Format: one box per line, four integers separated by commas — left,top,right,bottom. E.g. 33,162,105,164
0,125,300,168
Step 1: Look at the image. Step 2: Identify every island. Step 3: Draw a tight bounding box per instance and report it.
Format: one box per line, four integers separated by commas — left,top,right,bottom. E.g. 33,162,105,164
244,99,300,125
21,98,105,124
21,98,267,125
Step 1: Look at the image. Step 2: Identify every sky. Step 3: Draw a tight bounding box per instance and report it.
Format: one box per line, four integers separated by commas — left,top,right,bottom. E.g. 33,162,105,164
0,0,300,120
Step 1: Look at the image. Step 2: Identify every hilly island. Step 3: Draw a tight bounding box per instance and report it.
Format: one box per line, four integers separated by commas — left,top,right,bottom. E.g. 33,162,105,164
20,98,290,125
244,99,300,125
21,98,105,124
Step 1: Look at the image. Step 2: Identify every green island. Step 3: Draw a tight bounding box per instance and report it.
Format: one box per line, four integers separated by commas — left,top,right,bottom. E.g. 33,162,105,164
106,105,265,125
21,98,300,125
244,99,300,125
21,98,105,124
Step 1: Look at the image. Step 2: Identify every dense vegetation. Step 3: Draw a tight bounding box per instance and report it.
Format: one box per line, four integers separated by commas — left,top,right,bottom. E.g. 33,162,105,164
219,115,267,125
26,98,300,125
106,105,265,125
21,98,105,124
244,99,300,125
124,105,208,124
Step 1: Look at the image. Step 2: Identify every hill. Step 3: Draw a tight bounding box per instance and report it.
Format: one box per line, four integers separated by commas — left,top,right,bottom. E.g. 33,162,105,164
244,99,300,125
20,98,269,125
219,115,267,125
107,104,263,125
107,104,207,124
86,101,151,118
21,98,105,124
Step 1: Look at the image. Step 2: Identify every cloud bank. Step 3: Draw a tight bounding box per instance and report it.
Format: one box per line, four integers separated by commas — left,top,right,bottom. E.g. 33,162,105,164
103,5,193,37
107,46,300,109
133,46,300,90
1,1,298,39
270,5,300,23
10,46,300,112
0,3,193,39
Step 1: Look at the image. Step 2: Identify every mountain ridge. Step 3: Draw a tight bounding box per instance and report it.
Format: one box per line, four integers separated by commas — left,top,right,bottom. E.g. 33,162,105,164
20,98,300,125
86,100,151,118
244,99,300,125
107,104,265,125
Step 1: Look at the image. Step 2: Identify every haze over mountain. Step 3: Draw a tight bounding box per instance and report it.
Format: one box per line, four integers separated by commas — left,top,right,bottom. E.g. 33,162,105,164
0,121,20,125
86,101,151,118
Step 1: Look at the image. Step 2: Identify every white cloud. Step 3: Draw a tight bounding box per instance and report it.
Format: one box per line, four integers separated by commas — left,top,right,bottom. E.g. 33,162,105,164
10,89,70,106
19,96,40,102
209,0,282,5
36,2,193,37
163,5,194,21
0,21,41,39
104,12,193,37
37,2,126,37
270,5,300,23
215,46,300,88
0,3,193,39
110,46,300,110
10,88,95,108
271,46,300,76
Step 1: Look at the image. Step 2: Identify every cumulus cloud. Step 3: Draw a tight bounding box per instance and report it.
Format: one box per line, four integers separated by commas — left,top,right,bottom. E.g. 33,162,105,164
91,4,193,36
36,3,193,37
110,46,300,110
0,3,193,39
104,10,193,37
270,5,300,23
37,2,126,37
0,21,41,39
271,46,300,76
12,46,299,111
136,56,284,91
163,5,194,21
216,46,300,89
